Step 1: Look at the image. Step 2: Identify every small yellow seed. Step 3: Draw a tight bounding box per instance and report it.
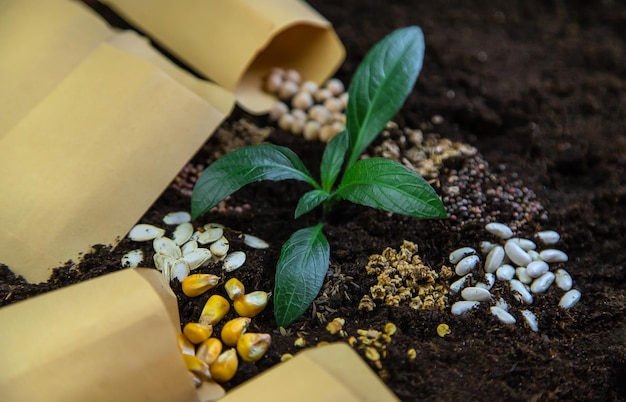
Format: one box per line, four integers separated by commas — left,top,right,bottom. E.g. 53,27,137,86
347,336,357,347
233,291,269,318
280,353,294,362
237,333,272,362
326,317,345,335
209,349,239,383
384,322,397,336
182,354,211,380
407,348,417,361
365,346,381,362
221,317,251,347
176,333,195,356
224,278,245,300
199,295,230,326
294,337,307,347
319,124,336,143
183,322,213,344
437,323,451,338
317,341,330,347
303,120,321,141
196,337,222,365
181,274,220,297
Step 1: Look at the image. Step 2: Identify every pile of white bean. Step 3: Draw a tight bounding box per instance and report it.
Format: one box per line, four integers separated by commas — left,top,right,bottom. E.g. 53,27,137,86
449,222,581,331
264,67,348,142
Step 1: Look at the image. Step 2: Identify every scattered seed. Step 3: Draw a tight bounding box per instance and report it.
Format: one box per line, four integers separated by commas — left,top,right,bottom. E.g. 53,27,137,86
510,279,533,304
128,224,165,241
555,269,573,291
223,251,246,272
181,240,198,256
508,238,537,251
285,69,302,84
278,80,299,100
496,264,516,281
504,240,532,267
515,267,533,284
559,289,581,309
269,101,289,121
210,236,230,257
437,323,451,337
196,227,223,245
292,91,313,110
461,286,492,302
530,271,555,294
521,309,539,332
539,249,568,263
485,222,513,239
163,211,191,225
172,222,194,246
153,253,176,274
455,254,480,276
324,78,345,96
153,237,181,259
485,245,505,273
449,247,477,264
526,260,549,278
528,249,541,261
475,273,496,290
479,241,495,254
243,234,269,249
300,80,318,93
449,273,472,294
181,248,212,270
536,230,560,245
171,260,190,282
451,300,480,315
121,249,143,268
490,306,516,324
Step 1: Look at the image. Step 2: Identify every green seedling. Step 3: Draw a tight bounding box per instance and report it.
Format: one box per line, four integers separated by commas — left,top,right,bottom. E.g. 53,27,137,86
191,26,446,327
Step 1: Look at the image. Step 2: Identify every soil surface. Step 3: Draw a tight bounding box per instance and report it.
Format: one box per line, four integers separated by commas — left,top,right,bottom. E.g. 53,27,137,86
2,1,625,401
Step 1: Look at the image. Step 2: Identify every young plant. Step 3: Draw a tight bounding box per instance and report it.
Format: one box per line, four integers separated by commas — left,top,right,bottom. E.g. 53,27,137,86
191,26,446,327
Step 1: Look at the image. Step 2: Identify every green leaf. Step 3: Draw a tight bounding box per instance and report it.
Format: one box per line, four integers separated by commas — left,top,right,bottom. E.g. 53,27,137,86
320,130,349,192
345,26,425,169
295,189,330,219
336,158,447,218
191,144,319,219
274,224,330,328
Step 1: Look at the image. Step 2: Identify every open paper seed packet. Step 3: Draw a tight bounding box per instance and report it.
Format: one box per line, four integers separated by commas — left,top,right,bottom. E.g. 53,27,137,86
0,0,399,400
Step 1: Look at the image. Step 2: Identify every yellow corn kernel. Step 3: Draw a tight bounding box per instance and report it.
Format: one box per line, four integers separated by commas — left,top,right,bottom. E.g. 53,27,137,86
199,295,230,326
326,317,345,335
237,333,272,362
209,349,239,383
183,322,213,344
177,333,195,356
221,317,251,347
181,274,220,297
224,278,245,300
437,323,451,338
182,354,211,380
365,346,380,362
233,291,269,318
280,353,294,362
196,337,222,365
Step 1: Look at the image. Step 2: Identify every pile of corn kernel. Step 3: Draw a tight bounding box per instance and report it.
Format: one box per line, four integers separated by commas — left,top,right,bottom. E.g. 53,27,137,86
177,276,272,386
264,67,348,142
359,240,453,311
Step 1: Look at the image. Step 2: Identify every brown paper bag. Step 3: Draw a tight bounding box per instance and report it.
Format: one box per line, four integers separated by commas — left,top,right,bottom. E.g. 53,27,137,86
0,0,235,283
0,268,225,402
100,0,346,113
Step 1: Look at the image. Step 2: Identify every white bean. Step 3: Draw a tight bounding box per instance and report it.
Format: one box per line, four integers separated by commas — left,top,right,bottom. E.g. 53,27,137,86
526,260,549,278
496,264,516,281
515,267,533,284
449,273,472,294
530,271,555,293
490,306,516,324
521,310,539,332
510,279,533,304
505,240,532,266
536,230,560,245
485,245,505,273
559,289,581,309
451,300,480,315
555,268,573,291
461,287,492,302
485,222,513,239
455,254,480,276
480,241,495,254
449,247,477,264
475,273,495,290
508,237,537,250
528,250,541,261
539,249,568,263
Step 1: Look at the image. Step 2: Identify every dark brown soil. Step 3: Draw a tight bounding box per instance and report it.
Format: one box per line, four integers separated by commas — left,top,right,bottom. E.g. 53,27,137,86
2,1,625,401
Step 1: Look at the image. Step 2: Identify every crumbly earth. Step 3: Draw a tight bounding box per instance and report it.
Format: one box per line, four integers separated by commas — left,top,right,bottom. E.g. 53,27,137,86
2,1,625,401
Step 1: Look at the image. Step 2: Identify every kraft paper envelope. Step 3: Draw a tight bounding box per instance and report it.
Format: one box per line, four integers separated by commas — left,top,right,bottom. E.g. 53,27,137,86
0,0,235,283
0,268,225,402
100,0,346,113
220,343,401,402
